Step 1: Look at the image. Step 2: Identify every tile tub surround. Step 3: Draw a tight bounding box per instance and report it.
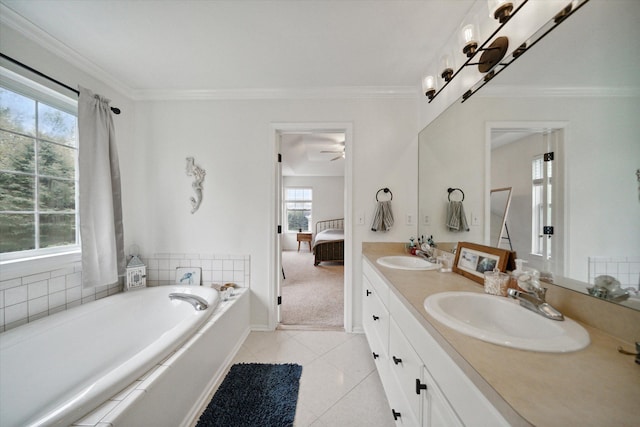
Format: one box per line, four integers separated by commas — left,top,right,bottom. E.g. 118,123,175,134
0,262,121,332
0,252,250,332
144,252,250,288
363,242,640,427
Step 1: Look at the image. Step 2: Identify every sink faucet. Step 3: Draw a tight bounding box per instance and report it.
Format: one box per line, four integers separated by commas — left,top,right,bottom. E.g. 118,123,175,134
507,288,564,321
415,249,435,262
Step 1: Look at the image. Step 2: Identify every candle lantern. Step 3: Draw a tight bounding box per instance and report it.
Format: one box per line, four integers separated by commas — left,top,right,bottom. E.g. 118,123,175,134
125,255,147,291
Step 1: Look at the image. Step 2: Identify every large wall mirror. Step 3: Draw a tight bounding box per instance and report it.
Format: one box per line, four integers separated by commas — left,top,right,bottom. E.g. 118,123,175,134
418,0,640,310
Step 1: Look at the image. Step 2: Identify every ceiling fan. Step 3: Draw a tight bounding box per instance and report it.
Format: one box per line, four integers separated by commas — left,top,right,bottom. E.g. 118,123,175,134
320,142,345,161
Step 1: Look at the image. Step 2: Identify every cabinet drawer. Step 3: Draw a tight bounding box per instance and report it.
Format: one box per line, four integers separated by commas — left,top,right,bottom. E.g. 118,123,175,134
363,284,389,356
389,318,422,420
363,259,389,308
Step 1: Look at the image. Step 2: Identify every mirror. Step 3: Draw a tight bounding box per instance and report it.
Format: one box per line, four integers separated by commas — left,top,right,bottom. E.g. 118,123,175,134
489,188,512,250
418,1,640,310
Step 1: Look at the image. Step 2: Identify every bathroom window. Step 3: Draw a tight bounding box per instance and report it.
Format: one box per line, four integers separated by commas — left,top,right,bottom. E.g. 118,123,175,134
284,187,312,233
0,69,79,259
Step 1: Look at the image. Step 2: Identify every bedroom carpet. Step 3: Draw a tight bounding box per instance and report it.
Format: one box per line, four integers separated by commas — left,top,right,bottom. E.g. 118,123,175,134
280,250,344,327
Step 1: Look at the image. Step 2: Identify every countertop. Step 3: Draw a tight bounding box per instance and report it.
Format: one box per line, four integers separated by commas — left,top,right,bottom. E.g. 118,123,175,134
362,243,640,427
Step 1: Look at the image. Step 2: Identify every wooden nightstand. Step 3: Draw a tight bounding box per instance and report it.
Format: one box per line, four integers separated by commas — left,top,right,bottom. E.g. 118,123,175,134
296,232,312,252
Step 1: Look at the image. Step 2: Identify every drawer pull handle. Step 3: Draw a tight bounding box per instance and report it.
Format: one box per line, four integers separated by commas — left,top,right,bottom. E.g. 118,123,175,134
372,352,379,359
392,409,401,420
372,315,380,321
392,356,402,365
416,378,428,394
366,289,372,296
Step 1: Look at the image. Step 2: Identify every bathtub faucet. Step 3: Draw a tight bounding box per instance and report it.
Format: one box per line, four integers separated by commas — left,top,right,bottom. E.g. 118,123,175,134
169,293,209,311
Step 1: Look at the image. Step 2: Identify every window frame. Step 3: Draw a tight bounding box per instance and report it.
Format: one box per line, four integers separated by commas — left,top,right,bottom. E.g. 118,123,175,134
283,187,313,233
0,66,81,266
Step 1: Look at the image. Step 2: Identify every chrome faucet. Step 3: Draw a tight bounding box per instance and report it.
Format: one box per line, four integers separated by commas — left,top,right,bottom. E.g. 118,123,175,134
507,288,564,321
169,293,209,311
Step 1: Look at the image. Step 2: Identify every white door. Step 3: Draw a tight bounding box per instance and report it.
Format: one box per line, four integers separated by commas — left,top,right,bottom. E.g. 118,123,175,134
276,136,284,323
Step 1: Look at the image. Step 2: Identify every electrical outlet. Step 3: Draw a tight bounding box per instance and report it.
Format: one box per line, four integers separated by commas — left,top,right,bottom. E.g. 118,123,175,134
406,213,414,225
471,212,480,226
423,215,430,225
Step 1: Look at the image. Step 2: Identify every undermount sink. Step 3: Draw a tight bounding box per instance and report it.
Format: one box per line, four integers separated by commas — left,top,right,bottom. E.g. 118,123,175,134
424,292,590,353
376,256,440,270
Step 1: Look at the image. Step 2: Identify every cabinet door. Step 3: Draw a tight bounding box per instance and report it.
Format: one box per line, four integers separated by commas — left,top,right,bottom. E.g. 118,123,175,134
420,366,463,427
389,318,422,420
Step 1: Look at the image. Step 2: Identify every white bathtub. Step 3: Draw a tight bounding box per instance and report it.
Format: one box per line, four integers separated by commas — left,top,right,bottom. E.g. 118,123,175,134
0,285,220,427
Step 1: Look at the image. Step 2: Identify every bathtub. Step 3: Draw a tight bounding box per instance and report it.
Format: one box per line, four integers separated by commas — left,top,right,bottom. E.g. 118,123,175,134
0,285,221,427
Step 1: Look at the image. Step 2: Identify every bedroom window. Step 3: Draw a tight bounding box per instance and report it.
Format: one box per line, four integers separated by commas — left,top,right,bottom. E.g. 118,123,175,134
284,187,312,233
0,69,80,259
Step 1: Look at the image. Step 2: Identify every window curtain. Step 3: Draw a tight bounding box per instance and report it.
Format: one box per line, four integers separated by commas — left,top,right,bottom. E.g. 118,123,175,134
78,86,125,288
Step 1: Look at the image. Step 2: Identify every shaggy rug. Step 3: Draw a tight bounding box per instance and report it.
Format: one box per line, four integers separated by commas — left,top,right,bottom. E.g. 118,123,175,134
280,250,344,327
196,363,303,427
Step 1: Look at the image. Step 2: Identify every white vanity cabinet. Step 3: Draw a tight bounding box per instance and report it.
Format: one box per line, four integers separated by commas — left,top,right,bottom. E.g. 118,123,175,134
363,258,509,427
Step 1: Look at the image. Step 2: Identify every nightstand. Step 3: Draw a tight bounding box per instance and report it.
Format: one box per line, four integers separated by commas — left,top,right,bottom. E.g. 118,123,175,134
296,232,312,252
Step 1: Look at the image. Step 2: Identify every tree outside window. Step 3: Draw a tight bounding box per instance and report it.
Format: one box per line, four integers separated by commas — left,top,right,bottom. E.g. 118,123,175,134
0,83,78,255
285,188,312,232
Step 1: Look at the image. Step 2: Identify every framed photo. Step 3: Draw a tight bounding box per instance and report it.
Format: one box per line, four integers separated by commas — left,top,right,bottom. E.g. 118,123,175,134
175,267,201,286
452,242,511,284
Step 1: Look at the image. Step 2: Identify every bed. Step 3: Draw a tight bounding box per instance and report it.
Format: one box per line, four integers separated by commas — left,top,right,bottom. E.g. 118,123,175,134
312,218,344,266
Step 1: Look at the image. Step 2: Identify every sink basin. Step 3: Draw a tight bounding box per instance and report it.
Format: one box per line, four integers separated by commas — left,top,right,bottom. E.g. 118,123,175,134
376,256,440,270
424,292,590,353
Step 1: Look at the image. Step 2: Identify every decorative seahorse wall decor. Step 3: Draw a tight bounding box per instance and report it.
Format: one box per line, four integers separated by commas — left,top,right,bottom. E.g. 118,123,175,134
185,157,206,214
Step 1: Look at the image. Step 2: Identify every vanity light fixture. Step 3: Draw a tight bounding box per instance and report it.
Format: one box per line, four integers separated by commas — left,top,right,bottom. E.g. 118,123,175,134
422,75,436,100
440,53,454,82
489,0,514,24
424,0,591,104
460,23,479,58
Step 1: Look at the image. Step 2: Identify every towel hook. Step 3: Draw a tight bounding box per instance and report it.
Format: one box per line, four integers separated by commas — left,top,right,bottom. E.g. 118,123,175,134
376,187,393,201
447,187,465,202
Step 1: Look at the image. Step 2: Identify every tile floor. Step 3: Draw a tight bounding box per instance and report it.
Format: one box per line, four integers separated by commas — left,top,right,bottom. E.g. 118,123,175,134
231,329,395,426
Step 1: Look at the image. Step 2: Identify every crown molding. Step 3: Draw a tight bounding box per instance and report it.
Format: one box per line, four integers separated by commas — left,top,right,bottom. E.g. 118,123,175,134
478,85,640,98
1,3,134,97
131,86,420,101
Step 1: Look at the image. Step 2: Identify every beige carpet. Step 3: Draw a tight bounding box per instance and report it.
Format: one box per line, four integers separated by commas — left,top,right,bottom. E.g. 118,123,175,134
280,250,344,327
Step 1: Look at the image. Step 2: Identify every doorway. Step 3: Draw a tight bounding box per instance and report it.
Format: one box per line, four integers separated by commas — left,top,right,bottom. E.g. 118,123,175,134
486,121,567,277
271,123,353,331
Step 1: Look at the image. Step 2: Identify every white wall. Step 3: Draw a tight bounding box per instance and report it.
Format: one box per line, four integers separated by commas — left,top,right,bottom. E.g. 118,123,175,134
282,176,344,251
131,97,419,330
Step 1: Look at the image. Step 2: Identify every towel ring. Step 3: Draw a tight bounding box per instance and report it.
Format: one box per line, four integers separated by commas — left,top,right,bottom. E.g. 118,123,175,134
447,187,464,202
376,187,393,201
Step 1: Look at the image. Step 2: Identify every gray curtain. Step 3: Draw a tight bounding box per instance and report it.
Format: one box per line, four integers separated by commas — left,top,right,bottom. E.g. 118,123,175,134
78,86,125,288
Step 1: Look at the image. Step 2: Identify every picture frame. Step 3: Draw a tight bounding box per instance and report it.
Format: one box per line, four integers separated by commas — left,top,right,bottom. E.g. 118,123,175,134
175,267,201,286
452,242,511,285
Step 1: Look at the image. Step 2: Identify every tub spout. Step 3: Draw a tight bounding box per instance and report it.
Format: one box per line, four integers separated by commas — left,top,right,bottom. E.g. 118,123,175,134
169,293,209,311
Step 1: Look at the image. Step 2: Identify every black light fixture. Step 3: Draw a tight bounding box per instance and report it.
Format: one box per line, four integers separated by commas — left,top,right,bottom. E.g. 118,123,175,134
489,0,514,24
424,0,592,104
440,53,454,82
422,75,436,100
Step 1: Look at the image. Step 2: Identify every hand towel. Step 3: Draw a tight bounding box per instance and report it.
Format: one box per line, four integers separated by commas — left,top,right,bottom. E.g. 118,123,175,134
446,201,469,232
371,200,394,232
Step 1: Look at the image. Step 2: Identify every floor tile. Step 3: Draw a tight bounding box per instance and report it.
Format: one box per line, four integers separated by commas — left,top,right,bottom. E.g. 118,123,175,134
317,371,395,427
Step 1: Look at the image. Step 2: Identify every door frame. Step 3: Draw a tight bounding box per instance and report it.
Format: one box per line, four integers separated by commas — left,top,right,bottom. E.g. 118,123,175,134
269,122,354,331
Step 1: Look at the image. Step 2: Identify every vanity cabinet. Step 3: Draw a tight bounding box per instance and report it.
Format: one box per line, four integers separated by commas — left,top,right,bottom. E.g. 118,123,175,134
363,259,508,427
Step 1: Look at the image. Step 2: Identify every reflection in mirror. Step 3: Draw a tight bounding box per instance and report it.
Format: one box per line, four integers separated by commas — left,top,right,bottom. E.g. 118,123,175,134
418,1,640,311
489,187,512,250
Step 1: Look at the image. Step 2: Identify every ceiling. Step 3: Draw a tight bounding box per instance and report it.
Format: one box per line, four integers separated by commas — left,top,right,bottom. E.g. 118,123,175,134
0,0,475,96
280,132,346,177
